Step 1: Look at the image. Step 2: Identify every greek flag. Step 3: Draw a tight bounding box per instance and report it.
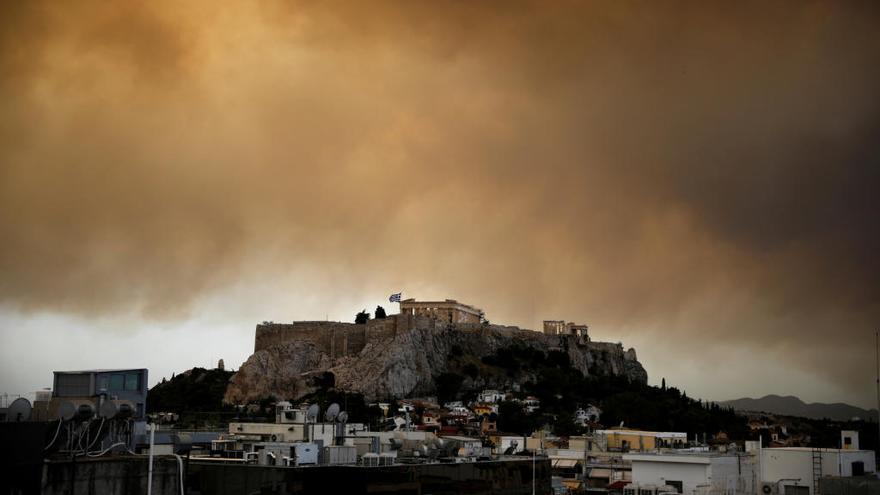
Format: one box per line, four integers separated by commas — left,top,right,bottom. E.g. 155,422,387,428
389,292,402,303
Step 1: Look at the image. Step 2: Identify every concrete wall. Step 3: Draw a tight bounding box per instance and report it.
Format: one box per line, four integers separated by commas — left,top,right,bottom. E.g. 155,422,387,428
820,476,880,495
708,455,757,494
1,422,50,495
630,458,709,495
42,457,181,495
187,458,551,495
628,454,757,495
759,448,876,495
838,451,876,477
760,448,819,494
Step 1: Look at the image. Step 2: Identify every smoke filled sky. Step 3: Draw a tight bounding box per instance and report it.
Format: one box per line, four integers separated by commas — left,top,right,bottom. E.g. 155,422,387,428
1,1,878,408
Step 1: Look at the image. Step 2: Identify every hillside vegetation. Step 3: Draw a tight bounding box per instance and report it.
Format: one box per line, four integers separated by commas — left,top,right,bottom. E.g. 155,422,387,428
440,343,749,438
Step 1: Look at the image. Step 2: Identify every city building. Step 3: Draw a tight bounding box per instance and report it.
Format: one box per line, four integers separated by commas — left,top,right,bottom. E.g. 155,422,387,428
50,368,148,419
759,445,876,495
575,404,602,425
398,299,482,324
547,443,632,491
472,403,497,416
840,430,858,450
478,389,505,403
595,429,688,452
522,396,541,413
624,451,757,495
542,320,590,340
489,434,530,455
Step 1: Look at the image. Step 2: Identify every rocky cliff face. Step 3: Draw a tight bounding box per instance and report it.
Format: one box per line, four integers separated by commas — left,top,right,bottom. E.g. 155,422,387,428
225,320,647,404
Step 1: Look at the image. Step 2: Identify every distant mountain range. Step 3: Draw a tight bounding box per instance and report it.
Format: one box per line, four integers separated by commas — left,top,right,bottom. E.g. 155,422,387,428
719,395,878,422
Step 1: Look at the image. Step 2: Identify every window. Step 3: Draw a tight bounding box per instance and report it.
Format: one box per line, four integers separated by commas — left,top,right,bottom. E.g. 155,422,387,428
109,374,125,391
783,485,808,495
852,461,865,476
56,374,90,397
843,436,852,446
125,373,140,391
97,376,109,392
666,480,683,493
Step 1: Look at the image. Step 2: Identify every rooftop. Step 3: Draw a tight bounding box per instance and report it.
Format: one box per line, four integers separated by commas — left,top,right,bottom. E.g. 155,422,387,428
763,447,875,454
597,429,687,438
623,452,740,463
55,368,147,374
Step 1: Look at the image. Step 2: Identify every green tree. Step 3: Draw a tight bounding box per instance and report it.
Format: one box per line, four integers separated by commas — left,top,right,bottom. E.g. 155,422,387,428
435,372,465,404
497,400,538,435
553,412,585,437
463,363,479,379
355,310,370,324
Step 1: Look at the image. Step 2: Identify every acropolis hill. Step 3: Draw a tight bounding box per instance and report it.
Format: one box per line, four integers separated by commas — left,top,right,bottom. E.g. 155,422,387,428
225,299,647,404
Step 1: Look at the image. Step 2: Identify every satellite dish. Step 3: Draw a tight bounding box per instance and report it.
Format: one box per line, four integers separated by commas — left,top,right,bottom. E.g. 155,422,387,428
7,398,32,422
99,400,117,419
74,403,95,422
306,404,320,423
57,400,76,421
337,411,348,423
325,403,340,422
113,401,134,419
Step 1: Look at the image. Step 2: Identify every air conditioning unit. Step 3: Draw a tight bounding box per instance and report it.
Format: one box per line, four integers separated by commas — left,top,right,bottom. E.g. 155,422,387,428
624,484,662,495
760,482,779,495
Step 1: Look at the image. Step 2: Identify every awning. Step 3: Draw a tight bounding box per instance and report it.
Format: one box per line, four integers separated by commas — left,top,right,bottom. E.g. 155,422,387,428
552,459,580,468
563,479,585,490
588,468,612,478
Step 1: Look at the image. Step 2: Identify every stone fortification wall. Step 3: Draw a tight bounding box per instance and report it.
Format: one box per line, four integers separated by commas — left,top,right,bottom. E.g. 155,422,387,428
585,341,626,354
255,315,443,358
254,313,488,358
255,321,369,358
42,457,182,495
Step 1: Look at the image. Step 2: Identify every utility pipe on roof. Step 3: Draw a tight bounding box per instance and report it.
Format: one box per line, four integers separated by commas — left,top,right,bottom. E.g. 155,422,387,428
147,423,155,495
